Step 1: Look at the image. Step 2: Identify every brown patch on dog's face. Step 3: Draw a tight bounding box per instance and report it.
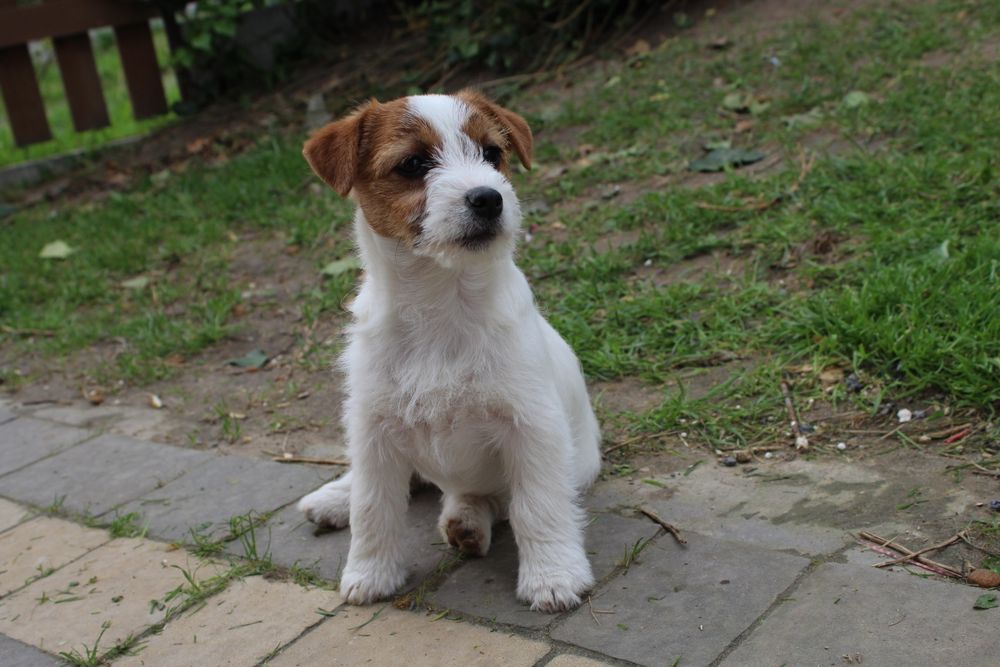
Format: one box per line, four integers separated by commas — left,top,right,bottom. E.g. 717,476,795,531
304,98,442,242
456,89,533,170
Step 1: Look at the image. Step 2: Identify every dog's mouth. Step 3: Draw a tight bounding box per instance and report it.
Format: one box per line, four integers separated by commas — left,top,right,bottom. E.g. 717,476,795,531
457,219,502,250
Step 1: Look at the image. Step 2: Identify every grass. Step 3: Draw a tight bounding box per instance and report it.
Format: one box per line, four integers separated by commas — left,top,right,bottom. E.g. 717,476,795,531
0,24,180,167
2,0,999,452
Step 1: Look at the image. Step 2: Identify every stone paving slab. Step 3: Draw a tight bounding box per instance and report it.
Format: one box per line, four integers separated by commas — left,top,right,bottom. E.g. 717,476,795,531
546,654,615,667
115,576,335,667
0,399,14,425
230,487,450,588
269,605,551,667
719,562,1000,667
551,531,810,667
0,516,109,597
115,457,329,542
0,417,93,477
0,499,31,532
0,633,63,667
431,510,660,629
30,402,175,443
0,537,223,655
0,434,211,517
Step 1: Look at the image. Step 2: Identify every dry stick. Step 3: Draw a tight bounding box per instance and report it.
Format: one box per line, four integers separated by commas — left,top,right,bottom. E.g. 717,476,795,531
925,423,972,440
638,507,687,545
780,381,809,450
858,531,963,578
273,456,350,466
942,428,973,445
873,532,964,569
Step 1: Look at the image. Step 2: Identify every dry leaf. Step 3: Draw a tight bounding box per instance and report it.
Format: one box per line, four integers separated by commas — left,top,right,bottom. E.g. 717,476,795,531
968,569,1000,588
149,394,164,409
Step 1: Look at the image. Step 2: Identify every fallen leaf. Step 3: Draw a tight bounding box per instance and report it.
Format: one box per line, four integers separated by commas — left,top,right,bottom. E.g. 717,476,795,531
625,39,650,56
973,593,998,610
708,35,732,50
186,136,211,154
819,367,845,384
321,257,361,276
121,276,149,290
722,92,746,111
689,148,765,173
843,91,870,108
83,387,104,405
149,394,164,409
39,240,75,259
968,569,1000,589
782,107,824,129
226,349,269,369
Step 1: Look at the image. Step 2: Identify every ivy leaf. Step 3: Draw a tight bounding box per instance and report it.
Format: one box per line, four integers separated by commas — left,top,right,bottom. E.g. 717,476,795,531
226,349,268,369
974,594,998,610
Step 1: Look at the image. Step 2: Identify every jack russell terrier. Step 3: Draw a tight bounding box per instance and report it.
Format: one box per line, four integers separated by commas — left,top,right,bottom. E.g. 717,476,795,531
296,90,601,612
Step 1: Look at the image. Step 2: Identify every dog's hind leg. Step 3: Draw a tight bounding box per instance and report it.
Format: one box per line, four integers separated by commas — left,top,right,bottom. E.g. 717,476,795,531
297,469,353,529
438,494,499,558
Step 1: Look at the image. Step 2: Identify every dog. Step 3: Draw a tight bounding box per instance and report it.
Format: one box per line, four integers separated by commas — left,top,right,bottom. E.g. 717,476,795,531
296,90,602,613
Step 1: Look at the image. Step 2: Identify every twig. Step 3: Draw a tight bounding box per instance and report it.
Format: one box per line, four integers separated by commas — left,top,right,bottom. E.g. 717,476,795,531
872,532,964,569
638,507,687,545
924,423,971,440
942,428,972,445
780,380,808,450
858,531,962,578
272,456,350,466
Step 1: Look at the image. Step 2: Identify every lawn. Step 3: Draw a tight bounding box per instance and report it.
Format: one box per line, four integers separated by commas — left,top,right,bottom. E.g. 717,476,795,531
1,0,998,454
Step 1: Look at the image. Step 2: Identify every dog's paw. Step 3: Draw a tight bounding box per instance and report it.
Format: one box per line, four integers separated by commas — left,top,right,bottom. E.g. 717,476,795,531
444,518,491,557
517,555,594,614
339,559,407,605
438,497,493,557
297,482,350,529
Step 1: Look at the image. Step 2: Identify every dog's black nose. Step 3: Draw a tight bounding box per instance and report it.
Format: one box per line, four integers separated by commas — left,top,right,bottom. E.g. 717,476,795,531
465,187,503,220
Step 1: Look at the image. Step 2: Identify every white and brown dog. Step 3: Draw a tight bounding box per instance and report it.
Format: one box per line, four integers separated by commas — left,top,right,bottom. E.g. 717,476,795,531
296,90,601,612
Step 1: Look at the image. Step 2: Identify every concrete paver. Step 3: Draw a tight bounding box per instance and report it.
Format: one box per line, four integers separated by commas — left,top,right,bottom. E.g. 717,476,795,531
0,538,223,655
0,499,31,532
0,516,109,597
115,456,329,542
0,434,210,516
0,417,93,477
431,510,659,628
0,633,63,667
551,531,809,667
719,562,1000,667
269,605,551,667
232,486,450,587
0,399,14,425
114,576,336,667
30,402,173,442
546,655,615,667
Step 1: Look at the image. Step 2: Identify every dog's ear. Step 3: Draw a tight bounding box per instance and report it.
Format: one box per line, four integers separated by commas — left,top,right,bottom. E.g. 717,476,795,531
458,89,533,170
303,101,375,196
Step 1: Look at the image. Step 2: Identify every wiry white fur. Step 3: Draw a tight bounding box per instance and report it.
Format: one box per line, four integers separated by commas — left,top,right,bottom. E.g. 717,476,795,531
297,94,601,613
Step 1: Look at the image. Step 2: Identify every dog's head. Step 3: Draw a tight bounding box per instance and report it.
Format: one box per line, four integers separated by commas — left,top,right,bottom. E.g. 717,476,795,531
303,90,532,262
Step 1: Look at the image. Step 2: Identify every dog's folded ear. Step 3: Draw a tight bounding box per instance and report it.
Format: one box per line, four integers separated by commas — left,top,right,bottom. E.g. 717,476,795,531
458,89,533,170
303,101,374,197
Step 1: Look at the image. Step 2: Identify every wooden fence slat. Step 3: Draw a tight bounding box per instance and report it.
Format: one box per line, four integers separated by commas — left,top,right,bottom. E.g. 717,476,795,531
0,43,53,146
53,32,110,132
0,0,158,50
114,21,167,120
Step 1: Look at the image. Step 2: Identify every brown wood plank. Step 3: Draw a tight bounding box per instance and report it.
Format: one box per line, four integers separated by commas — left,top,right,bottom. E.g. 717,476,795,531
53,32,110,132
114,21,167,119
0,0,158,49
0,43,52,146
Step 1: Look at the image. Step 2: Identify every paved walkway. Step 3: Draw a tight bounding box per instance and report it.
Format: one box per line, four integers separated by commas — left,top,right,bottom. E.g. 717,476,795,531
0,398,996,666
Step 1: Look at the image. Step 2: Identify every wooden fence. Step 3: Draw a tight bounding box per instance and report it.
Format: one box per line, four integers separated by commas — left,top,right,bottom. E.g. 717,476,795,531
0,0,170,147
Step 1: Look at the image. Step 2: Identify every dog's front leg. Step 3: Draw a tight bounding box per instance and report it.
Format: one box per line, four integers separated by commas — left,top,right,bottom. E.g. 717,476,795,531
503,419,595,613
339,419,412,605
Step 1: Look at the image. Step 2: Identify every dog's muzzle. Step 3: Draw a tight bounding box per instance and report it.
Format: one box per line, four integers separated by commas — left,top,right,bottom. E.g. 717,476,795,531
460,187,504,249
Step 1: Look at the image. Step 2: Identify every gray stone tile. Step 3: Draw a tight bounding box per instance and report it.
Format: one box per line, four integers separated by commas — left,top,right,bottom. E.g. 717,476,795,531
0,399,15,425
551,532,809,666
0,633,63,667
231,486,451,588
431,511,660,628
0,417,93,477
0,434,211,516
720,562,1000,667
116,456,330,542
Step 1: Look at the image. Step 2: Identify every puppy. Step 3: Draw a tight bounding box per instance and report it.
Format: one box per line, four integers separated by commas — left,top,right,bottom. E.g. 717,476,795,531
296,90,601,612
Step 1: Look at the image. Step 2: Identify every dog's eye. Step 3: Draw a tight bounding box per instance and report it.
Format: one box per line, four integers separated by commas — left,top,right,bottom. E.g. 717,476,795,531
483,145,502,168
397,155,431,178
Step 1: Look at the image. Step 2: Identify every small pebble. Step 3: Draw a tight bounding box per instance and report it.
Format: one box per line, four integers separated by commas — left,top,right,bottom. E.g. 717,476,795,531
722,456,738,467
845,374,863,392
990,500,1000,511
836,442,847,451
764,452,774,459
897,408,913,423
912,409,927,419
